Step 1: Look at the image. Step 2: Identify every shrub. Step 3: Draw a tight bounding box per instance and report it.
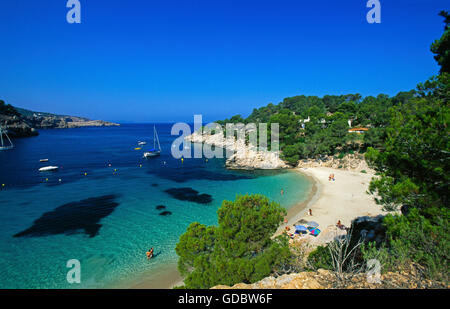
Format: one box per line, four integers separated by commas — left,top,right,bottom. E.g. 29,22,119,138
307,245,333,270
175,194,291,288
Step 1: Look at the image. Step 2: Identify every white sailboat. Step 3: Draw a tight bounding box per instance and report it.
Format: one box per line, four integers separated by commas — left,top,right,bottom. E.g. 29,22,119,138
0,126,14,151
143,125,161,158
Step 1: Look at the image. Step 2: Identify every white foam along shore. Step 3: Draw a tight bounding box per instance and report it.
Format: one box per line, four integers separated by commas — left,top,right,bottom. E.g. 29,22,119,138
277,166,388,245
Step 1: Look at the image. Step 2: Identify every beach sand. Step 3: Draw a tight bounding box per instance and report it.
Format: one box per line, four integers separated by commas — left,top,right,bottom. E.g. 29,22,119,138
129,167,386,288
277,167,387,245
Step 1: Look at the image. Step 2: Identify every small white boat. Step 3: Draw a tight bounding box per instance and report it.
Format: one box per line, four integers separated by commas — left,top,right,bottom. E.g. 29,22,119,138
138,141,147,146
143,125,161,158
39,166,59,172
40,159,49,162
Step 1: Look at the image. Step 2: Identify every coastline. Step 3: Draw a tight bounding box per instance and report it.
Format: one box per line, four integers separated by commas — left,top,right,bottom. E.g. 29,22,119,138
119,166,385,289
118,170,318,289
280,166,387,245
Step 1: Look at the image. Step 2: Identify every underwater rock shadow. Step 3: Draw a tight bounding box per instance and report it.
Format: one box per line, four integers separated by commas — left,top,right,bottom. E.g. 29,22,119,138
165,187,212,204
155,205,166,210
159,211,172,216
147,165,254,183
13,194,120,238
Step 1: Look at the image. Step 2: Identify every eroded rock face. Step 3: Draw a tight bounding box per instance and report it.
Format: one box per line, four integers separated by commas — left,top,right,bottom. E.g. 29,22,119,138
212,272,326,289
185,131,288,170
1,111,119,139
211,265,448,289
0,115,38,138
26,116,119,129
297,153,372,173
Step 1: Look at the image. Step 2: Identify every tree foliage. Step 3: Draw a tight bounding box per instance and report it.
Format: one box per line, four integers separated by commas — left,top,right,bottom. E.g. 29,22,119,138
431,11,450,74
0,100,20,117
175,194,290,288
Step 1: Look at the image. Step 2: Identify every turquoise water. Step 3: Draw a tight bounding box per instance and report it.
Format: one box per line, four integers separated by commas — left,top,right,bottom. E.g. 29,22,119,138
0,124,312,288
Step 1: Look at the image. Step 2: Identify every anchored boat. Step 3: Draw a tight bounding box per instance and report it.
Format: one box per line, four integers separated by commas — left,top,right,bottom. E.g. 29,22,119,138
143,125,161,158
38,166,59,172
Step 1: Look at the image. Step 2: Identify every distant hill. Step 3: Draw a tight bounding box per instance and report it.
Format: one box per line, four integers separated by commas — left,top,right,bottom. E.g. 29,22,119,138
0,100,119,138
14,106,89,121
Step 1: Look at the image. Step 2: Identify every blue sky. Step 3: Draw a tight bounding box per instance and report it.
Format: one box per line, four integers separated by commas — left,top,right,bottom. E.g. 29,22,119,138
0,0,448,123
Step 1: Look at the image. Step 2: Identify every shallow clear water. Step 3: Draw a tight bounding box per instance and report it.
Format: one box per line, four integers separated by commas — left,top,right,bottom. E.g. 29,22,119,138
0,124,312,288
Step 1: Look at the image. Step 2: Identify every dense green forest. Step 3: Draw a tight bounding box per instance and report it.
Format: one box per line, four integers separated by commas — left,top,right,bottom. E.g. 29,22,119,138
176,11,449,288
217,88,416,165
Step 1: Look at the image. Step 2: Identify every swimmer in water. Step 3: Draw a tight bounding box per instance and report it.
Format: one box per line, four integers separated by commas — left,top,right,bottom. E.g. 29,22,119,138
146,247,154,260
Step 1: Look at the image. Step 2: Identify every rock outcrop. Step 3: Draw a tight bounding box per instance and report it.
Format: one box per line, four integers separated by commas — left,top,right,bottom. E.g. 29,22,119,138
297,153,372,173
0,114,38,138
25,114,119,129
212,265,448,289
185,131,288,170
0,104,119,138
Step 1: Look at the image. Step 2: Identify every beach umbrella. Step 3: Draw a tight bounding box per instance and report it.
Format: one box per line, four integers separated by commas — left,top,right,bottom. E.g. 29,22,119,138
310,228,321,236
306,221,319,228
294,225,307,232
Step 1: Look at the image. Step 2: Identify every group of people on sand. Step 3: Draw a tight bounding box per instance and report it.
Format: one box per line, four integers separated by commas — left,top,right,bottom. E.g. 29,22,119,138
328,173,335,181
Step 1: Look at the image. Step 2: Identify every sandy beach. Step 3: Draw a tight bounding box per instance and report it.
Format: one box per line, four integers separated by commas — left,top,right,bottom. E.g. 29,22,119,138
129,166,386,288
277,167,387,244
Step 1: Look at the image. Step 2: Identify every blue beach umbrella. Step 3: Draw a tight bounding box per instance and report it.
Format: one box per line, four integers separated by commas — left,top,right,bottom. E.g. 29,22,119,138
295,225,307,232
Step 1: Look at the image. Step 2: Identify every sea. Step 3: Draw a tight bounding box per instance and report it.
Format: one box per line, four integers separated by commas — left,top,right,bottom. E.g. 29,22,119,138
0,124,313,288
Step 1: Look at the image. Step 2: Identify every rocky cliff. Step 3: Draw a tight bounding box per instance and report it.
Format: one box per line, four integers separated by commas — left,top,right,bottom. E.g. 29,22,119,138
212,265,447,289
0,114,38,138
0,103,119,138
297,153,372,172
22,112,119,129
185,131,288,170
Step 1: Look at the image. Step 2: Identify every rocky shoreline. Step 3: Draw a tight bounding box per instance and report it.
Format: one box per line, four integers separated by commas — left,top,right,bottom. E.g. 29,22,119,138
185,131,370,172
0,108,119,138
185,131,288,170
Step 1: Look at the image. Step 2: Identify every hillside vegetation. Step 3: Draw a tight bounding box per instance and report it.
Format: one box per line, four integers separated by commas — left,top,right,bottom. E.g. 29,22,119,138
176,11,450,289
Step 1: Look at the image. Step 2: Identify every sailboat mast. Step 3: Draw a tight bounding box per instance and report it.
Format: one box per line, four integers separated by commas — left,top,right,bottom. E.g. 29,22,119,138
155,126,161,151
0,126,14,149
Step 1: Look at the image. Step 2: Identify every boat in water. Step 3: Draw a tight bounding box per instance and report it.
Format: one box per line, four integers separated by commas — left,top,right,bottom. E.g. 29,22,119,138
138,141,147,146
39,159,49,162
143,125,161,158
38,166,59,172
0,126,14,151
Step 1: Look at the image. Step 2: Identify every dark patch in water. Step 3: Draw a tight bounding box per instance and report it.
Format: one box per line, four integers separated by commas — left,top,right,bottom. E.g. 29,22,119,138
155,205,166,210
165,187,212,204
147,163,254,183
159,211,172,216
13,195,120,238
151,183,159,187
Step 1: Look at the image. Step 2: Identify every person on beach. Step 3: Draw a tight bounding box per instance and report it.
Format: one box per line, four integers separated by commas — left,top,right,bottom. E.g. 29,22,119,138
336,220,346,230
146,248,154,260
308,209,313,216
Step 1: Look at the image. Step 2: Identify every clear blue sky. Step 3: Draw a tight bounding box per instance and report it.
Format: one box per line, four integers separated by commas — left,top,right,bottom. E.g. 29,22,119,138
0,0,448,123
